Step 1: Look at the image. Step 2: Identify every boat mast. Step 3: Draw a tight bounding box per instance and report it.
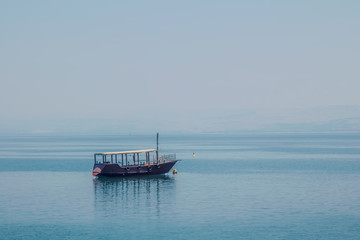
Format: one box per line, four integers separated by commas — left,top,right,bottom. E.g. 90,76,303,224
156,133,159,162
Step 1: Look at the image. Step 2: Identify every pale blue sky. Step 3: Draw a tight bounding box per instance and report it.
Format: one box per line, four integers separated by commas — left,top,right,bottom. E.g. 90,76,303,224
1,1,359,133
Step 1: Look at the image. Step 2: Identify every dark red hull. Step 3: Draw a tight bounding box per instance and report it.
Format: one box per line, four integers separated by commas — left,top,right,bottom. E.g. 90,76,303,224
93,160,178,177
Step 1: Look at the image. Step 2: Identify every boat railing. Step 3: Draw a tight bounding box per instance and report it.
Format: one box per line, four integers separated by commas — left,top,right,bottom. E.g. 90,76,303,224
94,152,177,165
157,153,176,162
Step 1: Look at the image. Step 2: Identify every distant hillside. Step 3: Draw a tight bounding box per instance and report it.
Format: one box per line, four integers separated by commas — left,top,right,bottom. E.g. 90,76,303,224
1,105,360,134
263,118,360,132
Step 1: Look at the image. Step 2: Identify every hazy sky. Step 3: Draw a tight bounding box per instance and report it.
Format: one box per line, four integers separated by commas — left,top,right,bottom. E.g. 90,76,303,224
1,1,359,133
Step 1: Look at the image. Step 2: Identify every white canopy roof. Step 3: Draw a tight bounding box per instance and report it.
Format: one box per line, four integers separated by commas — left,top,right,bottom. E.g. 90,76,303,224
94,149,157,155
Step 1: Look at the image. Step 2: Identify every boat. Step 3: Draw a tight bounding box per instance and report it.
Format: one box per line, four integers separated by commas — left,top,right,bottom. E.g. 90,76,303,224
92,133,179,177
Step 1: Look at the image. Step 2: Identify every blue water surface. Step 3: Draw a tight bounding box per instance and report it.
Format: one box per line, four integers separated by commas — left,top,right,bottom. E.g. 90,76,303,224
0,133,360,239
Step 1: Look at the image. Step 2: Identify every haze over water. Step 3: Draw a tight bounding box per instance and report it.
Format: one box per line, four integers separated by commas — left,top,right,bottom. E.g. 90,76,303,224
1,1,360,134
1,133,360,239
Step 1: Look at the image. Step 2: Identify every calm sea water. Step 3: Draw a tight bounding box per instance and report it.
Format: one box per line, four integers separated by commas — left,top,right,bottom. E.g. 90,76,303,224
1,133,360,239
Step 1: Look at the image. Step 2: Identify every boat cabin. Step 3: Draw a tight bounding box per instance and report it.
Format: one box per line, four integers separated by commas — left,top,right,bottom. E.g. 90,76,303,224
94,149,176,167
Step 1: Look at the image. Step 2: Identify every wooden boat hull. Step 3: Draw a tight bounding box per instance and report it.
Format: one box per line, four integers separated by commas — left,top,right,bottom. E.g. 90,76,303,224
93,160,178,177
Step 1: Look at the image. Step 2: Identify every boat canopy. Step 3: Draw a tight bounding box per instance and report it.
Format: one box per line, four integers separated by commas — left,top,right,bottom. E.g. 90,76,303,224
94,149,157,156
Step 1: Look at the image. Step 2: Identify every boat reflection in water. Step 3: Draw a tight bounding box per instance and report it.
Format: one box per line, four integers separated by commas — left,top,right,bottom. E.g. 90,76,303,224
93,175,176,217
